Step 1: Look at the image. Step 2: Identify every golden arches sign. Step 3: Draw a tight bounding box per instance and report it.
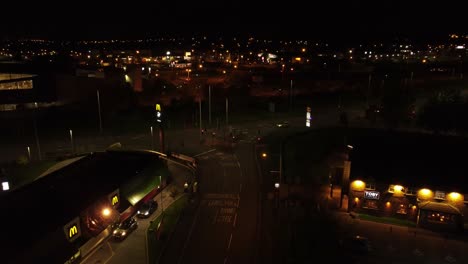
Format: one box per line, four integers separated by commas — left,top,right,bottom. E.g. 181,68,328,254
68,225,78,238
111,195,119,206
108,189,120,208
63,217,81,242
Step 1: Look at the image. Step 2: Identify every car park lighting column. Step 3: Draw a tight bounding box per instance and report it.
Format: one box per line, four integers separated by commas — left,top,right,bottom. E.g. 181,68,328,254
160,175,164,214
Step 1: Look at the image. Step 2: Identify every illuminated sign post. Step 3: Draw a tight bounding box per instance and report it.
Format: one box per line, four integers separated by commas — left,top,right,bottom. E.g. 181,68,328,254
63,217,81,242
108,189,120,208
306,106,312,127
155,103,162,123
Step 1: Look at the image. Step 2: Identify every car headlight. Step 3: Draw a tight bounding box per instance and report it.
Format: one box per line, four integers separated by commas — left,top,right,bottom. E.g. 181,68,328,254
137,210,141,214
122,231,126,236
113,230,117,234
145,211,149,215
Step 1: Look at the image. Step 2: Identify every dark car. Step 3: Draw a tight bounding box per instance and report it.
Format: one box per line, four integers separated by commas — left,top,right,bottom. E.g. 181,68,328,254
137,200,158,218
112,217,138,240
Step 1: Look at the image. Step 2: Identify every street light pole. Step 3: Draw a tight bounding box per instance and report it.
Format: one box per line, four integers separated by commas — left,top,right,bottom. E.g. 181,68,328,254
367,74,372,106
160,175,164,214
289,79,293,111
69,129,74,155
279,142,283,184
97,90,103,134
33,118,42,161
225,97,229,127
27,146,31,161
150,126,154,150
199,99,202,141
208,85,212,125
33,102,42,160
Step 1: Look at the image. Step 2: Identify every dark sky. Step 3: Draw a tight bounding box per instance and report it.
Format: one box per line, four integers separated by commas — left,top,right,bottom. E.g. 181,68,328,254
0,1,465,42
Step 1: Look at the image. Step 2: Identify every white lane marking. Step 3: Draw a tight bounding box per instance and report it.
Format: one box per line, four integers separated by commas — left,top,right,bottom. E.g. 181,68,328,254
194,149,216,157
131,134,144,140
233,213,238,228
223,166,227,192
227,233,233,250
213,208,219,224
103,242,115,264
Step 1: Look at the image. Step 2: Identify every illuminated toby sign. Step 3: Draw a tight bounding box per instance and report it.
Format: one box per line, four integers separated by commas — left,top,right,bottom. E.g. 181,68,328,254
63,217,81,242
364,190,380,200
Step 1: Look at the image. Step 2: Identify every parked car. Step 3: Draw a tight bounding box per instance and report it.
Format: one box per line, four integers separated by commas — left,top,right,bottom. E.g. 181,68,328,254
112,217,138,241
137,200,158,218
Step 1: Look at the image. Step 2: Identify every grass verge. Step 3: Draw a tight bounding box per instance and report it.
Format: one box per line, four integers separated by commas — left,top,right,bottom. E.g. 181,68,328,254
358,213,416,227
147,195,189,264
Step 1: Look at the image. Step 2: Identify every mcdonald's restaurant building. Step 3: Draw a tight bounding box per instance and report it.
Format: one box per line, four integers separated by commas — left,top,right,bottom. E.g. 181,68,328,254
1,150,170,264
348,179,467,232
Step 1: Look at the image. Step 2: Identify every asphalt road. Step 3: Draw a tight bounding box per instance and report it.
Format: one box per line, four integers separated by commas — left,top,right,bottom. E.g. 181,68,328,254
159,140,260,264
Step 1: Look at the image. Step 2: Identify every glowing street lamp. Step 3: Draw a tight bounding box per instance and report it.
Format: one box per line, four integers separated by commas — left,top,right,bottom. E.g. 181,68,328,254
102,208,111,217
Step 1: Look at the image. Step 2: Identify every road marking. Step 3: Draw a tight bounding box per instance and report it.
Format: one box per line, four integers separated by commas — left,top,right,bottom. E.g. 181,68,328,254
217,215,232,224
413,248,424,257
227,233,233,250
103,242,115,264
194,149,216,157
205,193,239,199
233,213,238,227
223,166,227,192
80,236,113,264
220,207,236,214
218,161,238,167
445,255,456,263
131,134,144,140
213,208,219,224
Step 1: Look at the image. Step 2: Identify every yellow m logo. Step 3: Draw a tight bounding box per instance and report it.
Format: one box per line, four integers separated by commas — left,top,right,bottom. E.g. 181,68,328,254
69,225,78,238
112,195,119,206
155,104,161,112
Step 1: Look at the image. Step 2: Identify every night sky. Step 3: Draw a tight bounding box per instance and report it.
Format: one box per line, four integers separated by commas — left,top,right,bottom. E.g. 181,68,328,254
0,0,465,42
